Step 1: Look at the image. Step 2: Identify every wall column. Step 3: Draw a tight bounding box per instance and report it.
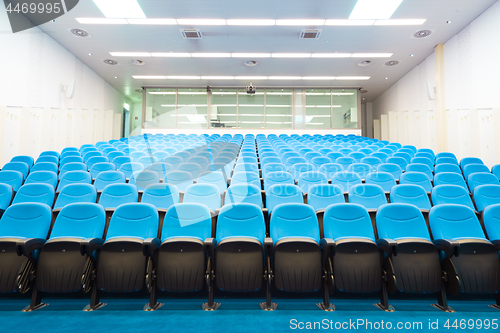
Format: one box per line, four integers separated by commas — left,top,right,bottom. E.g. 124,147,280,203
435,44,448,153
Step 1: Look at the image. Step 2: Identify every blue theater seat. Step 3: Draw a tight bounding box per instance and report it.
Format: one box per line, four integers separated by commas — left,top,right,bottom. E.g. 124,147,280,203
390,184,431,211
59,162,87,179
400,171,432,193
348,152,366,163
36,156,59,166
60,151,80,160
365,172,396,192
467,172,499,192
178,163,203,179
224,184,262,208
112,156,133,170
347,163,371,180
53,184,97,211
331,171,362,193
2,162,29,180
360,156,382,171
463,163,490,180
119,162,145,180
147,162,173,181
266,184,303,214
460,157,483,170
307,184,344,212
434,163,462,175
264,172,294,192
326,152,343,162
434,171,469,192
473,184,500,213
98,183,138,210
0,203,52,296
376,203,453,312
319,163,343,180
231,171,261,189
431,185,476,211
83,151,104,163
392,152,411,164
349,184,387,211
87,156,109,171
59,156,84,168
24,171,58,189
377,163,402,181
141,184,179,211
11,156,34,170
183,184,221,212
56,171,91,192
429,204,500,309
386,156,408,171
0,183,13,216
436,157,459,166
406,163,433,181
336,157,356,171
137,156,159,168
165,171,194,192
197,171,227,194
129,170,160,191
311,157,332,170
39,151,59,160
90,162,116,180
233,163,259,175
436,152,456,160
94,171,125,192
492,164,500,180
163,156,184,170
31,162,58,174
88,203,159,311
298,171,328,194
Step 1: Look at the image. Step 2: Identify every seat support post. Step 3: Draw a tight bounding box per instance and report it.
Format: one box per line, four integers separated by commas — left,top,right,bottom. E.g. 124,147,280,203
317,255,335,311
374,279,395,312
260,255,277,311
22,286,48,312
83,284,106,311
489,293,500,310
431,282,455,312
144,257,163,311
202,256,220,311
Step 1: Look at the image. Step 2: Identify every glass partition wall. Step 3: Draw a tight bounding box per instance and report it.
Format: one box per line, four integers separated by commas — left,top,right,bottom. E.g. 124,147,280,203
144,88,359,129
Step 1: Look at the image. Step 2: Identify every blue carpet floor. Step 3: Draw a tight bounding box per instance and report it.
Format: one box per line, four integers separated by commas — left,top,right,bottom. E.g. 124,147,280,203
0,298,499,332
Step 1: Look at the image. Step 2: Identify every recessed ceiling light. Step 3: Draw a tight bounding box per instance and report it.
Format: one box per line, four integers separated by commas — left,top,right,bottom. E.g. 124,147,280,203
275,19,325,26
127,18,177,25
93,0,145,18
130,59,145,66
132,75,167,79
268,76,302,80
243,60,258,67
272,53,311,58
358,60,372,66
150,53,192,57
352,53,393,58
336,76,371,80
114,76,118,78
191,53,231,58
176,19,226,25
103,59,118,65
166,76,201,80
447,20,452,24
385,77,389,79
302,77,336,80
410,54,414,57
413,30,432,38
311,53,352,58
109,52,151,57
226,19,275,26
76,18,128,24
325,19,375,26
232,53,271,58
374,19,426,25
88,53,92,56
201,76,235,80
349,0,404,20
385,60,399,66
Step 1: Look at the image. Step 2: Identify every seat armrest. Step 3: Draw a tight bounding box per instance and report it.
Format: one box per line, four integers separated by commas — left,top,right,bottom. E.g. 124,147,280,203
433,239,460,258
489,239,500,251
204,238,216,257
80,238,104,256
264,237,273,257
142,238,161,256
376,238,398,257
16,238,46,256
320,238,336,257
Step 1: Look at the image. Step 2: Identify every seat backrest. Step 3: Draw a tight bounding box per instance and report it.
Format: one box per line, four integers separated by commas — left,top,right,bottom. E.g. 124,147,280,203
429,204,486,241
311,156,332,171
285,156,307,169
319,163,343,180
436,152,457,160
94,171,126,192
431,184,475,211
183,183,221,212
236,156,258,165
463,163,491,180
197,171,227,194
90,162,116,179
436,157,458,166
98,183,138,209
161,203,212,241
31,162,58,174
0,183,13,211
349,184,387,210
331,171,362,192
270,203,319,245
105,203,158,241
58,162,87,180
107,151,126,161
266,184,303,213
137,156,159,168
164,170,194,192
336,157,356,170
231,171,261,189
376,203,430,241
473,184,500,213
364,171,396,192
405,163,433,180
118,162,145,179
262,162,286,177
433,171,468,192
224,184,262,208
400,171,432,192
163,156,184,169
178,162,203,179
0,202,52,239
147,162,173,181
307,184,344,212
112,156,133,170
397,148,415,157
60,156,84,168
390,184,431,210
216,203,265,244
360,157,382,171
298,171,328,194
234,163,259,175
264,171,294,192
56,170,91,192
2,162,29,180
460,157,483,170
11,156,34,169
50,203,106,240
371,152,388,163
386,156,407,171
25,171,58,188
129,170,160,191
483,204,500,242
141,184,179,210
467,172,499,192
326,152,343,162
129,151,148,161
414,152,434,163
347,163,371,179
434,163,461,175
323,203,375,241
377,163,402,181
53,183,97,210
348,152,366,163
290,163,316,180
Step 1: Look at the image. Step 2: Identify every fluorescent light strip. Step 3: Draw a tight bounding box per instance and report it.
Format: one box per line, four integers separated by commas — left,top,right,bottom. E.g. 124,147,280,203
349,0,404,20
266,114,292,117
161,105,176,107
212,105,237,107
232,53,271,58
151,53,191,57
167,76,201,80
110,52,151,57
201,76,235,80
226,19,275,26
351,53,393,58
374,19,426,25
132,75,167,79
266,122,292,124
325,19,375,26
112,52,392,58
302,77,336,80
266,92,293,95
192,53,231,58
335,76,371,80
93,0,145,18
238,92,265,95
76,18,128,24
272,53,311,58
268,76,302,80
176,19,226,25
266,105,291,107
149,92,176,94
276,19,325,26
127,18,177,25
177,92,206,95
211,92,237,95
311,53,352,58
133,76,370,80
234,76,268,80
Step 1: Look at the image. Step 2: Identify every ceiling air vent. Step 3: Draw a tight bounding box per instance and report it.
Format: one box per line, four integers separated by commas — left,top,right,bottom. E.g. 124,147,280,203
360,89,368,94
244,60,258,67
358,60,372,66
180,29,203,39
130,59,145,66
385,60,400,66
69,28,91,37
103,59,118,65
299,29,322,39
413,30,432,38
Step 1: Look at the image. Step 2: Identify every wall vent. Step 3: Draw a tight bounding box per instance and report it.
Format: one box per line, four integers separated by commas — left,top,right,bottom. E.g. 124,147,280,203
413,30,432,38
180,29,203,39
299,29,322,39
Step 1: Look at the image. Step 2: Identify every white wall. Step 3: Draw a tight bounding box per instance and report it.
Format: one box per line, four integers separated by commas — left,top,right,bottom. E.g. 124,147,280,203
0,11,126,166
372,1,500,167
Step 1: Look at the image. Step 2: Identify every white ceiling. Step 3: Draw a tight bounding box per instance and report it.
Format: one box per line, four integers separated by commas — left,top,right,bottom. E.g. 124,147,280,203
37,0,498,103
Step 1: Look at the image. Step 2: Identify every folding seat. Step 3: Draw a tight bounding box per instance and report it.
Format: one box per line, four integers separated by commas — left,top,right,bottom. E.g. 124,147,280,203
358,148,374,155
174,151,192,162
431,185,476,211
81,146,97,155
144,162,172,182
89,162,115,180
371,152,388,163
349,184,387,211
436,157,458,166
377,148,394,157
335,157,355,171
187,156,210,170
129,151,148,161
304,152,322,163
460,157,483,170
178,163,203,179
39,151,59,160
137,156,159,168
0,183,13,216
129,170,160,192
119,162,144,180
411,157,434,171
492,165,500,179
365,172,396,193
230,171,261,189
2,162,29,180
347,163,371,180
259,152,279,161
233,163,259,175
473,184,500,213
392,152,412,164
84,203,158,311
463,163,490,180
434,163,462,175
377,163,402,181
183,184,221,213
307,184,344,213
10,156,34,170
98,183,138,213
367,145,381,152
282,151,300,161
25,171,58,188
56,171,91,192
267,203,334,311
122,147,137,154
0,203,51,297
430,204,500,309
298,171,328,195
111,156,132,170
224,184,263,208
83,151,104,163
261,163,286,179
290,163,315,181
152,151,169,161
61,151,81,160
433,172,468,193
162,156,184,170
86,156,109,171
386,156,407,172
376,203,454,312
59,156,84,169
400,171,432,193
326,152,343,163
397,148,415,157
406,163,433,181
36,156,58,165
263,171,294,192
331,171,362,193
348,152,366,163
318,148,333,156
361,156,382,172
338,148,354,156
61,147,79,154
93,170,125,192
321,203,389,310
164,170,194,192
141,184,179,212
317,163,341,180
467,172,499,192
435,152,455,160
390,184,431,212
